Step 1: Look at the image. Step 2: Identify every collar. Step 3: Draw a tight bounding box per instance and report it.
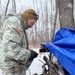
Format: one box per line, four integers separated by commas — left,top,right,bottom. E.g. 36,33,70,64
17,14,29,30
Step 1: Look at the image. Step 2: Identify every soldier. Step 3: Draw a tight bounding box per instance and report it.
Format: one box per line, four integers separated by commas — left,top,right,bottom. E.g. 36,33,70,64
1,9,39,75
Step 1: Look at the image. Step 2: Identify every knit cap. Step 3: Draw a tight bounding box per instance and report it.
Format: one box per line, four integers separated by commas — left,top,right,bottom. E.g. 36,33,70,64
21,9,39,22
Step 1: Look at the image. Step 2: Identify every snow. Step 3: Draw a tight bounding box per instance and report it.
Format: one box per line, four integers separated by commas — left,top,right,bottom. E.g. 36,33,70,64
26,55,44,75
0,70,5,75
26,48,50,75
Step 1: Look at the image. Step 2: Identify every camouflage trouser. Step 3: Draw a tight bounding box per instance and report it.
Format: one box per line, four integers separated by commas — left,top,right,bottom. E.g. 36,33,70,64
3,66,26,75
3,60,32,75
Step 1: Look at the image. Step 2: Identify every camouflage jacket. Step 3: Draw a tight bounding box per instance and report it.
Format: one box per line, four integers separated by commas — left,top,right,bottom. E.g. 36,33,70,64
1,14,31,71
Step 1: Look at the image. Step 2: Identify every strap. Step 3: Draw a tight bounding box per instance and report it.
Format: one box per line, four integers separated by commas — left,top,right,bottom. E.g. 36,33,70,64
13,27,21,36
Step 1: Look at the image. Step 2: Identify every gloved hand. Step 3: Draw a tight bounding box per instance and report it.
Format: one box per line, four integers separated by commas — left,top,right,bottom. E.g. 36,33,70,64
28,50,38,61
39,44,49,52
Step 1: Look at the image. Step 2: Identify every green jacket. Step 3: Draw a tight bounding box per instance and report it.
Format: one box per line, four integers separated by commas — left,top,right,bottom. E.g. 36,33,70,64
1,14,31,73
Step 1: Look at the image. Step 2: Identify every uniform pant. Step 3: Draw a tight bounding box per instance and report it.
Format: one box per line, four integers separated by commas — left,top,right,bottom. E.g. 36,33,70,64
3,60,32,75
3,68,26,75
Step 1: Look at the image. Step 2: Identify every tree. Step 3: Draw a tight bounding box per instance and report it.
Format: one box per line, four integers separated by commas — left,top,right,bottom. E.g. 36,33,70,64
0,0,1,26
59,0,75,28
12,0,16,14
4,0,10,17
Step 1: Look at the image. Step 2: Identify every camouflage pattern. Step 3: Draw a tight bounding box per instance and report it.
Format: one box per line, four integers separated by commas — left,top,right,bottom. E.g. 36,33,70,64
0,14,32,75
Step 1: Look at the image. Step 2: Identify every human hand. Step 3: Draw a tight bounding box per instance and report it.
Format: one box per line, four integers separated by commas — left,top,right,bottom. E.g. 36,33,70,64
28,50,38,61
39,44,49,52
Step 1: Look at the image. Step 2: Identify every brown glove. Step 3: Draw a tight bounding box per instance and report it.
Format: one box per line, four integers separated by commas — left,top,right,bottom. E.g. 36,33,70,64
39,44,49,52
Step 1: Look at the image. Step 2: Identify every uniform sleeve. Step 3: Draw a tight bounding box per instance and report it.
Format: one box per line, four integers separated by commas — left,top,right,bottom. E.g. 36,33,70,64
2,16,31,64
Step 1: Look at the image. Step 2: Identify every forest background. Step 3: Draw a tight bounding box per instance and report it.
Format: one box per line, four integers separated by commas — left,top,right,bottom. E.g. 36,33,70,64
0,0,75,47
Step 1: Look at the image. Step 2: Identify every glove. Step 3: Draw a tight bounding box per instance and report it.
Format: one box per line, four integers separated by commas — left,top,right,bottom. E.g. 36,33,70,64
28,50,38,61
39,44,49,52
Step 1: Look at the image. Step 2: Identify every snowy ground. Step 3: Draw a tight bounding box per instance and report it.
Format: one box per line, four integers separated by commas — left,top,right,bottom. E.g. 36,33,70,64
0,48,50,75
26,53,50,75
26,54,44,75
27,48,51,75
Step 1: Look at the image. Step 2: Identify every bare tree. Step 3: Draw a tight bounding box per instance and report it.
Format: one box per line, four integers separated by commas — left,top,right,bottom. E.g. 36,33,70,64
0,0,1,26
12,0,16,14
40,0,45,43
34,0,38,45
59,0,75,29
51,0,57,41
4,0,10,17
45,0,49,42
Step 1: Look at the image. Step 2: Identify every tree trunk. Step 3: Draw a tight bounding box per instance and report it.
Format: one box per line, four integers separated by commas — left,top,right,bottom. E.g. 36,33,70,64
4,0,10,17
59,0,75,29
12,0,16,14
0,0,1,26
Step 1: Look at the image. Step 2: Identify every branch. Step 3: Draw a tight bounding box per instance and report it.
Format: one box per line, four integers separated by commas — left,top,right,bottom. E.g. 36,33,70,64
4,0,10,17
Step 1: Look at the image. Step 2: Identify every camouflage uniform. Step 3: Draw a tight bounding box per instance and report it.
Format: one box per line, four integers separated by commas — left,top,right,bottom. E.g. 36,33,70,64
0,14,32,75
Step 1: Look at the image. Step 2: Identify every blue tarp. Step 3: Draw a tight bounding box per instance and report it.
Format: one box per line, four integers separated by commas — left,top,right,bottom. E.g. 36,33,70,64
43,28,75,75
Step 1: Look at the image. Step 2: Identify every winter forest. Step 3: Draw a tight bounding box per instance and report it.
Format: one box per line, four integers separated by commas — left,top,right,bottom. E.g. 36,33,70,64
0,0,75,47
0,0,75,75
